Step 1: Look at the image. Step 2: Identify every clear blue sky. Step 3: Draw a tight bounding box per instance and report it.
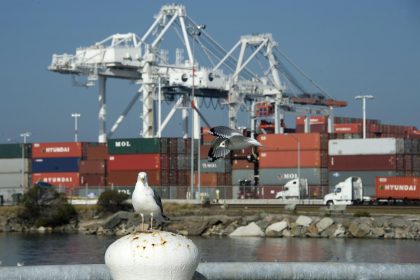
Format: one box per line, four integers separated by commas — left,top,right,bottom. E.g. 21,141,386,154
1,0,419,143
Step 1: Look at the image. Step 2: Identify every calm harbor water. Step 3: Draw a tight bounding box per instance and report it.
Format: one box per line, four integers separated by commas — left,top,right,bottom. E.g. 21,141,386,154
0,233,420,266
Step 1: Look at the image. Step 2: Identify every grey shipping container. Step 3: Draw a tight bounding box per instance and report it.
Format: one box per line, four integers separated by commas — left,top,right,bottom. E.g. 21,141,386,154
200,159,231,173
0,173,29,188
232,169,255,185
328,170,405,197
259,168,328,186
0,159,31,173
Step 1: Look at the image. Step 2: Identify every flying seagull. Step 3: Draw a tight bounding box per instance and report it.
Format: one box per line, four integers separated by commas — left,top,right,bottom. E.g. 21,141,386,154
208,126,262,162
132,172,169,231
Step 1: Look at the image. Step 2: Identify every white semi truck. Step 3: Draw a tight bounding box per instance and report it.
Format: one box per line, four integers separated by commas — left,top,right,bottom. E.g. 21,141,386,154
323,176,368,205
275,178,308,200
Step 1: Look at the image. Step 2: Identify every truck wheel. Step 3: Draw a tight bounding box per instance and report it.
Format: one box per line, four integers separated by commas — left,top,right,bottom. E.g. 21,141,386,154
326,200,334,206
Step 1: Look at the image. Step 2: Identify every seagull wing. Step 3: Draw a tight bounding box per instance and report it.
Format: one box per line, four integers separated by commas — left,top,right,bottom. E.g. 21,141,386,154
210,126,242,139
208,138,231,162
152,188,164,214
228,135,262,150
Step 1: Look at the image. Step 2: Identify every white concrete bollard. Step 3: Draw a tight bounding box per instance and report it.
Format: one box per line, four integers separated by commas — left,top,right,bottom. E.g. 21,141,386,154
105,230,199,280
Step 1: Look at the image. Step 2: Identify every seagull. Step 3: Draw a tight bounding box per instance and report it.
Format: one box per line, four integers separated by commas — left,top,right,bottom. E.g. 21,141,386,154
132,172,169,231
208,126,262,162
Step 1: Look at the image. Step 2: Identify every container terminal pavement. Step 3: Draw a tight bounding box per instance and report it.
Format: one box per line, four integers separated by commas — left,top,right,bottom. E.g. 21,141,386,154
1,262,420,280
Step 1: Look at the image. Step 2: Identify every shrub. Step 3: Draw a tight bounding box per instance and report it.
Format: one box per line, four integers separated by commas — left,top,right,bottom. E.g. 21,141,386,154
353,211,371,217
97,190,130,213
19,185,77,227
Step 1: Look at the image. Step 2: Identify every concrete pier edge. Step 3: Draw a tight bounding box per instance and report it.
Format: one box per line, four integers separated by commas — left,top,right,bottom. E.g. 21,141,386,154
1,262,420,280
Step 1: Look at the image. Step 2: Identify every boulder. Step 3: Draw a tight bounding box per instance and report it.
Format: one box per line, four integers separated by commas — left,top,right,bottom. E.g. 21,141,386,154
229,222,264,237
306,224,319,237
371,227,385,238
332,224,346,238
372,216,389,227
316,217,334,233
390,218,410,228
349,222,371,238
295,215,312,227
265,221,288,237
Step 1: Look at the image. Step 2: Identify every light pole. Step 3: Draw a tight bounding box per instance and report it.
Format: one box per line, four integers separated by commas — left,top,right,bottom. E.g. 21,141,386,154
355,95,374,139
189,24,205,199
20,132,30,190
71,113,81,142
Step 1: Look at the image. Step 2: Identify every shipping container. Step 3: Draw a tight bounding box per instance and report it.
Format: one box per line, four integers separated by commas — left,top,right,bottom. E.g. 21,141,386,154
375,177,420,200
296,116,328,125
232,169,255,185
107,170,161,186
296,124,328,133
258,133,328,152
259,168,328,186
107,154,161,171
200,159,230,173
259,150,327,168
334,123,362,134
0,159,31,173
328,138,404,156
31,172,80,188
32,142,84,158
86,143,108,160
328,155,405,171
0,144,31,158
0,173,29,188
80,174,106,186
107,138,162,154
232,159,255,170
32,157,80,173
79,160,106,174
195,173,218,186
328,170,404,197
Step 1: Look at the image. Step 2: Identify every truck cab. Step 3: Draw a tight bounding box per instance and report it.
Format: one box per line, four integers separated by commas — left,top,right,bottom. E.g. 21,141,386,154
275,178,308,200
324,177,363,205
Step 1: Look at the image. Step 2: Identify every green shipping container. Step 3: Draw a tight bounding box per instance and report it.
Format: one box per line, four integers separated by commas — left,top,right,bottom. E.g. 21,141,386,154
107,138,162,154
0,144,31,158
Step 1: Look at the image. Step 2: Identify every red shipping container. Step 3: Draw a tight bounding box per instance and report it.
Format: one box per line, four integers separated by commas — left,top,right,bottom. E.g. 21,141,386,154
375,176,420,200
296,124,328,133
202,133,215,145
200,145,211,158
258,133,327,152
107,154,161,171
195,173,218,186
232,159,255,169
86,143,108,160
296,116,327,125
79,160,106,174
334,123,362,134
80,174,106,186
328,155,404,171
259,150,327,168
108,170,161,186
32,172,80,188
32,142,83,158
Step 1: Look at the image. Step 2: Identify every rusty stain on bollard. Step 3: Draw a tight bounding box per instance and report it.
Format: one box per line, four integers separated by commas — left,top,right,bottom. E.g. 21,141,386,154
105,230,199,280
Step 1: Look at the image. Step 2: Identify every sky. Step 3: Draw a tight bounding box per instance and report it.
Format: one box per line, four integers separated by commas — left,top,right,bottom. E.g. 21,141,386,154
0,0,419,143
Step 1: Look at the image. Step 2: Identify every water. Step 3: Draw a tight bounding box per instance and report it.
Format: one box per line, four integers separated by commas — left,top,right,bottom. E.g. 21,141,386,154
0,233,419,266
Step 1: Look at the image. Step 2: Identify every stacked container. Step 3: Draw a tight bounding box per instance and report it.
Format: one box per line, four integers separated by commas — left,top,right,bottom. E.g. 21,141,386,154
257,133,329,198
0,144,31,204
328,138,409,196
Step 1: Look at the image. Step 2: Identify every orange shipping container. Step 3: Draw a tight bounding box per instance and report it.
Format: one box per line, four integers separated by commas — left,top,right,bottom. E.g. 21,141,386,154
259,150,327,168
257,133,327,152
107,154,161,171
375,176,420,200
194,172,218,186
232,159,255,169
32,142,83,158
32,172,80,188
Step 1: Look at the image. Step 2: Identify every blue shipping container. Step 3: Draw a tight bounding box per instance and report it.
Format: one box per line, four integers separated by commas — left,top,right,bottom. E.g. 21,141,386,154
32,157,80,173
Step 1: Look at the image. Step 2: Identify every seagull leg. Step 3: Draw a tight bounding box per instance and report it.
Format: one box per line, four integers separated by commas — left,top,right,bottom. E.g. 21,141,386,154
150,212,154,230
140,213,144,232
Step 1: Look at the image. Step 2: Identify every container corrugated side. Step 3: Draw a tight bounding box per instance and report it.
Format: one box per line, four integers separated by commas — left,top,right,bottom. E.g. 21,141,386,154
107,138,161,154
86,143,108,160
79,174,106,186
0,144,31,158
232,159,255,170
0,173,29,188
259,150,327,168
107,154,161,171
32,142,83,158
200,159,230,173
259,168,328,186
31,172,80,188
32,158,80,173
375,176,420,200
0,159,31,173
258,133,327,151
79,160,106,174
107,170,161,186
328,138,404,156
328,155,404,171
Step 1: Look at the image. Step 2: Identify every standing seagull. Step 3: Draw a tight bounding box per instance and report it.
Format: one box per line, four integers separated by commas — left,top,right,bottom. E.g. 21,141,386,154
208,126,262,162
132,172,169,231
